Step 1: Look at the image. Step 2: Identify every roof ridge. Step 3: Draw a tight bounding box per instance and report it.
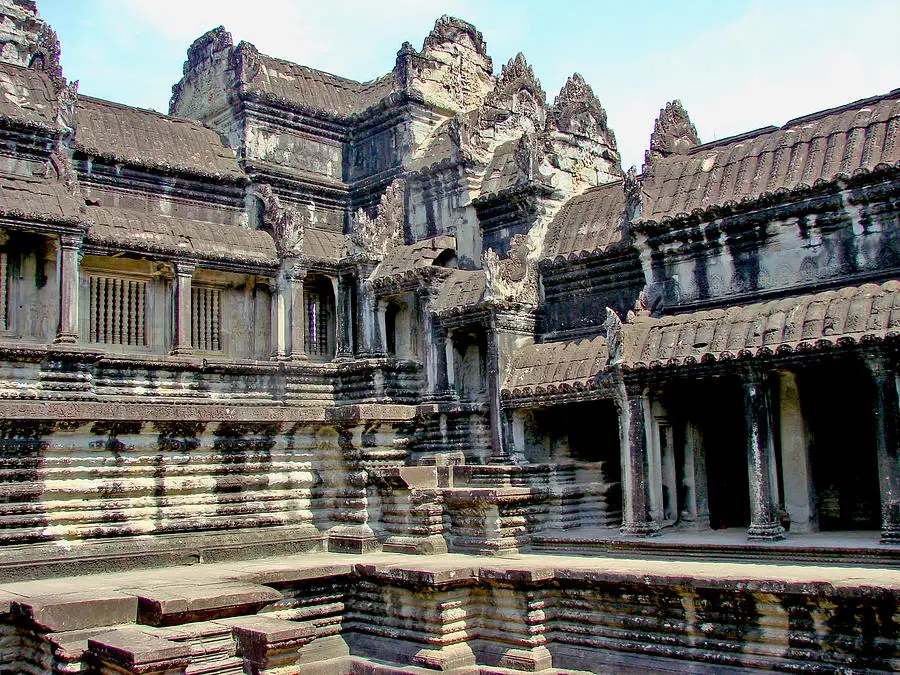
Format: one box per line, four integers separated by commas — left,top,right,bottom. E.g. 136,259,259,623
688,125,779,153
782,88,900,129
78,94,205,127
256,51,391,90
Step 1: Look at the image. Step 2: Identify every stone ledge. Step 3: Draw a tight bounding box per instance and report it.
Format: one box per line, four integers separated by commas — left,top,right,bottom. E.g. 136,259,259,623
327,403,418,422
12,591,137,631
0,401,329,422
124,582,283,627
86,627,192,675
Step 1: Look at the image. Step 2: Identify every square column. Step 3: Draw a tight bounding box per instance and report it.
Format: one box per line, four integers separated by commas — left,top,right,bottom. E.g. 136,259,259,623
287,265,307,361
335,275,353,359
617,379,659,537
778,371,817,533
866,354,900,544
54,233,82,344
743,370,785,540
269,277,288,361
679,418,710,529
170,261,195,356
355,270,380,357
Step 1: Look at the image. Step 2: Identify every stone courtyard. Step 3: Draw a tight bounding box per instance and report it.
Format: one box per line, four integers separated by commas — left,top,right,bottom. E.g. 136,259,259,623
0,0,898,672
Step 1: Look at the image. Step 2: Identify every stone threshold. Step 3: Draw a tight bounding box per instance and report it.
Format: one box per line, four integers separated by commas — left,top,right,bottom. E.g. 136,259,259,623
531,526,900,568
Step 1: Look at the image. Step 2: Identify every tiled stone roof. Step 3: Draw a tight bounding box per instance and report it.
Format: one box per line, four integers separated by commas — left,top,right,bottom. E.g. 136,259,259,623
541,181,625,263
624,280,900,369
371,235,455,285
503,336,608,396
0,175,83,224
74,96,245,181
433,269,486,315
0,62,58,130
304,228,346,263
638,89,900,227
247,54,396,118
86,206,277,266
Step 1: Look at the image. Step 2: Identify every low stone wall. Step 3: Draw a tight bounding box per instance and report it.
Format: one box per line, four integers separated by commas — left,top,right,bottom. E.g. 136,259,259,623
0,554,897,674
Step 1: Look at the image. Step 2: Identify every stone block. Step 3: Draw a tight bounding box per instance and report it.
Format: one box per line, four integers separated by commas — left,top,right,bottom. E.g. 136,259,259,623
230,615,316,673
86,627,191,675
124,582,282,627
12,591,138,631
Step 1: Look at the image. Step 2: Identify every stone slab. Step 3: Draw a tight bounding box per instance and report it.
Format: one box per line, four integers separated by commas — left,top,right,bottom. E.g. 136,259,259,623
327,404,417,422
123,582,282,627
12,591,138,631
87,627,192,672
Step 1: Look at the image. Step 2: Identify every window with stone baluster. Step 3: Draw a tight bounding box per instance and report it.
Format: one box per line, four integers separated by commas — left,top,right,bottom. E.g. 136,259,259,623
191,285,222,352
87,273,147,346
304,274,334,359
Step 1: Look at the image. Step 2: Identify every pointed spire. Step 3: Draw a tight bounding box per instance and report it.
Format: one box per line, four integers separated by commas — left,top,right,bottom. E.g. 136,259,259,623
645,100,700,168
423,15,489,60
547,73,611,140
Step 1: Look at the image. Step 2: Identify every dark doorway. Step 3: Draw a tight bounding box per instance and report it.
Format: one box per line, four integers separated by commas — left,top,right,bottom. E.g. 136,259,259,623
800,362,881,530
701,378,751,530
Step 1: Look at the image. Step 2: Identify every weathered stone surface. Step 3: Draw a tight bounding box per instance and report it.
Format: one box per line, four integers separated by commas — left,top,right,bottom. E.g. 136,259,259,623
12,591,137,631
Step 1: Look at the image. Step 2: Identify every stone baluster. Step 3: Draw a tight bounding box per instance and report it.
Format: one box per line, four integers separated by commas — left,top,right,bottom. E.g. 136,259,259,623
288,264,307,361
617,379,659,537
679,418,710,529
335,275,353,359
743,369,785,540
54,233,82,344
866,354,900,544
170,261,195,356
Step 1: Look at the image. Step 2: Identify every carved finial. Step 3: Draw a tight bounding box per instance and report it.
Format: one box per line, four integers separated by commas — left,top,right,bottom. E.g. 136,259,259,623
645,99,700,168
624,166,641,220
547,73,610,139
232,40,262,82
31,23,63,83
482,234,539,307
183,26,233,75
603,307,623,365
486,52,546,113
257,184,306,255
349,179,406,260
423,16,489,58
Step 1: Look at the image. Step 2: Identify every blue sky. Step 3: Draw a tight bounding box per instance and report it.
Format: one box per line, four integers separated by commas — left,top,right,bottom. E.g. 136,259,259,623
37,0,900,170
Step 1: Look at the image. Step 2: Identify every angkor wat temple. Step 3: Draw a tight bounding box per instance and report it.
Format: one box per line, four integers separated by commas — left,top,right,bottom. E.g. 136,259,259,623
0,1,899,672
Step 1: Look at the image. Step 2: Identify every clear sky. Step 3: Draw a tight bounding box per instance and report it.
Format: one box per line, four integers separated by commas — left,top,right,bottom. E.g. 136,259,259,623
36,0,900,171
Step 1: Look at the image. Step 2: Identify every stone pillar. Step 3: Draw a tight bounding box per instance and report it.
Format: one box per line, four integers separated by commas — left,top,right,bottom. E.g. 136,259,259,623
374,298,386,356
743,370,785,540
680,419,710,529
54,233,82,344
486,319,505,462
356,273,379,357
288,266,307,361
170,261,195,356
866,354,900,544
617,379,659,537
778,371,817,533
335,275,353,359
270,275,288,360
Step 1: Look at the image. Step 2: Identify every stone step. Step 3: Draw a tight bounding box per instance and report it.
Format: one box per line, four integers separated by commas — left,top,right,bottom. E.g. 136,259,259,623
121,582,283,627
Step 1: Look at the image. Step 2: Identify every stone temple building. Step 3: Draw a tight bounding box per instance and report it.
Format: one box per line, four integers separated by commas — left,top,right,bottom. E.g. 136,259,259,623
0,0,899,672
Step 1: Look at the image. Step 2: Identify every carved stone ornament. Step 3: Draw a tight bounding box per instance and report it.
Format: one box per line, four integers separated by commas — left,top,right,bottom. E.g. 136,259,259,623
603,307,623,365
55,79,77,136
32,24,63,83
482,233,539,307
257,184,305,255
547,73,610,138
483,53,545,126
624,165,641,220
349,180,405,260
645,99,700,167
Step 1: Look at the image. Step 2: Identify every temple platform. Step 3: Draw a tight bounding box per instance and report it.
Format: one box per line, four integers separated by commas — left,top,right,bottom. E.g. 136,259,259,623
531,527,900,568
2,550,898,674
